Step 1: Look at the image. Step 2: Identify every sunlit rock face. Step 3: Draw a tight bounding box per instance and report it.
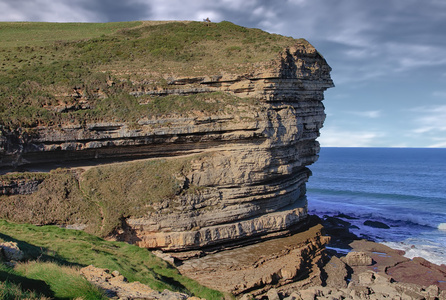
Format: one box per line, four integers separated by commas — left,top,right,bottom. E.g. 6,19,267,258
109,44,332,250
0,43,333,251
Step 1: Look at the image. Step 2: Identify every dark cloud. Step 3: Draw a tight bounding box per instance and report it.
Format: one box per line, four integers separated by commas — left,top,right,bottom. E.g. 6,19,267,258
80,0,150,22
0,0,150,22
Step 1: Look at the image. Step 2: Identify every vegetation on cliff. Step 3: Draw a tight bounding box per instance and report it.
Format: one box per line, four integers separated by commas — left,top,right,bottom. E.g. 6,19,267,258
0,219,223,299
0,20,301,129
0,155,202,238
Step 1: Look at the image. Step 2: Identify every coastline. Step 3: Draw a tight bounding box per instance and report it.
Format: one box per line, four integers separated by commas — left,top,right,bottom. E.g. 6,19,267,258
161,214,446,299
307,147,446,268
295,214,446,300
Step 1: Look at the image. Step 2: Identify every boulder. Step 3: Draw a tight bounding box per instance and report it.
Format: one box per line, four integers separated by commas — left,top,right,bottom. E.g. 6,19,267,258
363,220,390,229
323,255,349,288
266,288,280,300
0,241,24,262
335,213,358,220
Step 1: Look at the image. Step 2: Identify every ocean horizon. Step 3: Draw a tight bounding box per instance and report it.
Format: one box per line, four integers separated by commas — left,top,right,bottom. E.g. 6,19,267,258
307,147,446,265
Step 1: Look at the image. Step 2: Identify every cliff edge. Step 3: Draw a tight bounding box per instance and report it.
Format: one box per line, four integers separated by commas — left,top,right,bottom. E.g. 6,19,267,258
0,21,333,252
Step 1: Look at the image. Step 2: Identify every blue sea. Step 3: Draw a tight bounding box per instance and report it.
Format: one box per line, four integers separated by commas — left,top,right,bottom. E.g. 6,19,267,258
307,147,446,266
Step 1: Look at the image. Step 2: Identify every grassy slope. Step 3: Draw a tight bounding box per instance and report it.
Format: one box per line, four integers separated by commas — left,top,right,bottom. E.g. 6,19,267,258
0,220,224,299
0,20,301,128
1,261,105,299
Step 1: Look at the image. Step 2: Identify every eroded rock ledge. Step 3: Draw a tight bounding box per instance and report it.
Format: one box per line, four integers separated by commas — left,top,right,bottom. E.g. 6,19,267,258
0,42,333,252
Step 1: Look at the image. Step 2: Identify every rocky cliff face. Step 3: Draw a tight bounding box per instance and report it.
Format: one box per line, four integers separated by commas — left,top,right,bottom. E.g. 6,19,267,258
0,42,333,251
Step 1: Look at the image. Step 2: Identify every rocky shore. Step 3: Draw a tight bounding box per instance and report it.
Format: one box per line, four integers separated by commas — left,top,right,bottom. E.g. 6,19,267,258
163,215,446,299
264,215,446,300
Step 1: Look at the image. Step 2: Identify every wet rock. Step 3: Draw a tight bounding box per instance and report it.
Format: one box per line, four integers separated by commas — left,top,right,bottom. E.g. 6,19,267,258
335,213,358,220
269,238,445,299
386,256,446,290
363,220,390,229
321,216,359,249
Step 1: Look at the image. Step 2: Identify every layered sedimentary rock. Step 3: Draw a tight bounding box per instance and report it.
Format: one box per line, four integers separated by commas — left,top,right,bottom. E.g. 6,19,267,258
0,43,333,251
177,222,330,296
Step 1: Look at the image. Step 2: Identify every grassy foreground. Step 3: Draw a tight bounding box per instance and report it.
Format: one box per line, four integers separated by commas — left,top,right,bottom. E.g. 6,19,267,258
0,219,224,299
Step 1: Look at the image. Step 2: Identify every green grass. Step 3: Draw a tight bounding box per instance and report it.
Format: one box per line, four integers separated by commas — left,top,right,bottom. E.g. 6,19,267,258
0,219,224,299
0,20,303,129
0,21,143,48
0,279,48,299
14,262,106,299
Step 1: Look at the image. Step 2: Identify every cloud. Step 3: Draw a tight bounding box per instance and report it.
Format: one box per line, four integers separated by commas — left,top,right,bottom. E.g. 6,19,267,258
428,139,446,148
410,105,446,134
317,127,386,147
386,43,446,71
346,110,382,118
80,0,150,22
0,0,150,22
0,0,95,22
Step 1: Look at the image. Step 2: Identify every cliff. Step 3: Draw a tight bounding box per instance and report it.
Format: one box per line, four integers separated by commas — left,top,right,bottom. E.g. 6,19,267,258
0,21,333,252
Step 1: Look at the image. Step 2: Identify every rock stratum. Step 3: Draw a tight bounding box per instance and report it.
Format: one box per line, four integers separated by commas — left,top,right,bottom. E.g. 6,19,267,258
0,21,333,255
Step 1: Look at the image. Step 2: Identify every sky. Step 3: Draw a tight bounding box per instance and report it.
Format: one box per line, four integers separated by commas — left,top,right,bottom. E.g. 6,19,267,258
1,0,446,148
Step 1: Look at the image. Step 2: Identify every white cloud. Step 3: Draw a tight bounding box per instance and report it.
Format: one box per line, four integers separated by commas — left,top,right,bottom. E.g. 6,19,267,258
150,0,198,21
317,127,386,147
428,139,446,148
386,43,446,71
410,105,446,134
194,10,223,22
346,110,382,118
344,48,377,59
0,0,96,22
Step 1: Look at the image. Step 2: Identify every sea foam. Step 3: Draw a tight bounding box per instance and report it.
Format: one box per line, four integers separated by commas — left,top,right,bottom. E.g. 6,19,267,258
438,223,446,231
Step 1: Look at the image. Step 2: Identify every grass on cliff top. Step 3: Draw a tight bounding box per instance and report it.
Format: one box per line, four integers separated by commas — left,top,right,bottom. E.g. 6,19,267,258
0,220,224,299
0,21,143,48
0,20,302,129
